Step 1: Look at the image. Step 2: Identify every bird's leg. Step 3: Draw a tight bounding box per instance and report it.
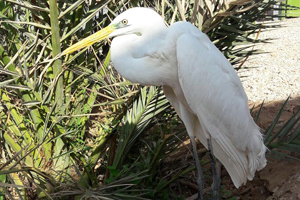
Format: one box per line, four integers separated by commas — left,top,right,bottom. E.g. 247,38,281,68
174,101,205,199
189,133,204,200
207,139,221,200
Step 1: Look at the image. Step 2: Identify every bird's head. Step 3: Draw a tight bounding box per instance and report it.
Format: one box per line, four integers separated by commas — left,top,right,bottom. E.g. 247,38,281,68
62,7,165,55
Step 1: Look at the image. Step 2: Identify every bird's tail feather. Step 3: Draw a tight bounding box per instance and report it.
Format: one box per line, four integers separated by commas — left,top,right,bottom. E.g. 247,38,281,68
193,120,267,188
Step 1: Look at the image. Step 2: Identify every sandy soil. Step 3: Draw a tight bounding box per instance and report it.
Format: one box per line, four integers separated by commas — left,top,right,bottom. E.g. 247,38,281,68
240,17,300,104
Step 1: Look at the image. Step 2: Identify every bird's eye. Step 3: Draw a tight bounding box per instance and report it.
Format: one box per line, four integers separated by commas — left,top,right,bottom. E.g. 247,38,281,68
122,19,128,25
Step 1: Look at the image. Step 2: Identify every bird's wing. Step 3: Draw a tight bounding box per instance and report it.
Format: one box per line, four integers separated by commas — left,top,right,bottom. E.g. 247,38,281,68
175,24,266,188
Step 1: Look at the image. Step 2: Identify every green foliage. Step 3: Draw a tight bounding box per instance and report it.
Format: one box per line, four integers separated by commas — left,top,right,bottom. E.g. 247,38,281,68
263,97,300,159
0,0,299,199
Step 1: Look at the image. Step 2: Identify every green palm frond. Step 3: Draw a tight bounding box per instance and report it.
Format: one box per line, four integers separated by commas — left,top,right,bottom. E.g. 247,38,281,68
111,87,169,169
261,97,300,159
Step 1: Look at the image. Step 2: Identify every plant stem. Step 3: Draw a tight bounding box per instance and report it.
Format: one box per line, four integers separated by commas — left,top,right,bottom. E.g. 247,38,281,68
49,0,63,109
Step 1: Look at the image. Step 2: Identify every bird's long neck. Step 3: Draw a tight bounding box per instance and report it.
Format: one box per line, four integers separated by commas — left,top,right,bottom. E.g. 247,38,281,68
110,28,178,87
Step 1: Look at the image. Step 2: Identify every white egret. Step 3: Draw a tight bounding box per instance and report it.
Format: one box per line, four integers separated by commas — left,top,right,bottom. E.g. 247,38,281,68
62,7,267,199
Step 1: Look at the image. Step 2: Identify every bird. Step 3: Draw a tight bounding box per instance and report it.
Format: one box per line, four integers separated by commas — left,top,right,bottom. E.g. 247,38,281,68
62,7,267,199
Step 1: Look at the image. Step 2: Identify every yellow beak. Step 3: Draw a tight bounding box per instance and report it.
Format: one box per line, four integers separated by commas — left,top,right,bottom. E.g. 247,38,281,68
62,24,116,55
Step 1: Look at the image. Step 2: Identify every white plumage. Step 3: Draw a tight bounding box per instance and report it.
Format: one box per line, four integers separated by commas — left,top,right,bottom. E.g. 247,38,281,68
109,8,266,188
63,7,267,188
